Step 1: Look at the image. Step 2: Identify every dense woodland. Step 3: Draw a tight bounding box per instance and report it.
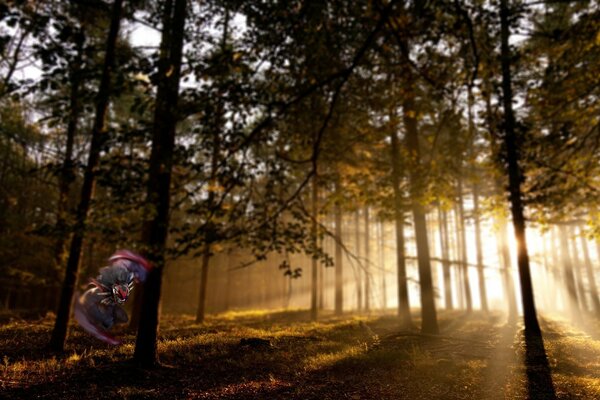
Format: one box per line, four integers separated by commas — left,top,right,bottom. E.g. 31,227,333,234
1,0,600,398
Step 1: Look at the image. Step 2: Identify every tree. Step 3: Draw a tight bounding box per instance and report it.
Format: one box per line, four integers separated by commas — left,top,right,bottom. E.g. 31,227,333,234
49,0,124,352
403,76,439,334
389,111,412,327
499,0,541,337
133,0,188,367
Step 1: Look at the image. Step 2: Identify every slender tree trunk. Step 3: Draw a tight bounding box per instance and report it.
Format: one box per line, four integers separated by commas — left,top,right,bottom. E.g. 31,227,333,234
379,218,387,310
483,83,517,322
196,245,211,322
496,215,518,322
453,206,465,309
473,187,488,312
500,0,541,336
355,209,363,311
196,6,228,324
318,215,324,310
465,83,487,313
559,224,581,320
334,178,344,315
390,120,412,327
579,225,600,315
133,0,187,367
550,226,566,312
568,225,589,312
456,180,473,313
438,206,453,310
54,35,84,282
49,0,124,352
403,93,438,334
364,206,370,312
310,173,318,321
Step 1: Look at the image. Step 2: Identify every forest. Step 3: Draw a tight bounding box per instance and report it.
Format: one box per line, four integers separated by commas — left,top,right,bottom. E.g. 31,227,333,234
1,0,599,399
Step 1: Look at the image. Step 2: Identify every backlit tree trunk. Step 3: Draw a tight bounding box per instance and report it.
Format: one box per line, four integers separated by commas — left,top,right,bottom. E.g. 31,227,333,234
438,206,453,309
364,206,371,312
49,0,124,352
473,187,488,312
403,89,438,334
579,225,600,316
456,180,472,313
334,178,344,315
54,33,84,282
568,225,588,313
559,224,581,321
134,0,187,367
355,209,363,311
379,218,387,310
196,7,229,324
390,116,412,327
500,0,541,336
310,173,318,321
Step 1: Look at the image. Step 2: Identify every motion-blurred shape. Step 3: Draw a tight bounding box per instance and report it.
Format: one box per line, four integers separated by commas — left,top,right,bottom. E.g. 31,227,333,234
73,250,151,345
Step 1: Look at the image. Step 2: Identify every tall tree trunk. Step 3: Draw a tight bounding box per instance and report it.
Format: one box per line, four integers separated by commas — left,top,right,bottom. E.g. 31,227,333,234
579,225,600,316
196,6,228,324
379,218,387,310
453,205,465,309
318,214,325,310
559,224,581,320
550,226,566,312
438,206,453,309
310,173,318,321
49,0,124,352
133,0,187,367
483,82,517,322
500,0,541,336
364,206,370,312
568,225,588,312
390,120,412,327
456,180,473,313
334,178,344,315
54,34,84,282
466,81,487,314
403,92,438,334
473,187,488,312
355,209,363,311
196,246,211,322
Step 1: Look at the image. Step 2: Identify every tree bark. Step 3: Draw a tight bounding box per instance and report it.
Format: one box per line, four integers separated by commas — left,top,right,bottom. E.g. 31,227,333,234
473,186,488,312
334,178,344,315
403,92,438,334
438,206,453,309
568,225,589,312
49,0,124,352
494,218,516,318
500,0,541,336
54,33,84,282
196,245,211,323
133,0,187,367
310,173,318,321
456,179,473,313
379,218,387,310
355,209,363,311
196,6,229,324
364,206,370,312
390,118,412,327
579,225,600,316
558,224,581,321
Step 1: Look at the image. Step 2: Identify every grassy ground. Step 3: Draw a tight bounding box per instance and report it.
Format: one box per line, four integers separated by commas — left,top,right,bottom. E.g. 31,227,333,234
0,309,599,399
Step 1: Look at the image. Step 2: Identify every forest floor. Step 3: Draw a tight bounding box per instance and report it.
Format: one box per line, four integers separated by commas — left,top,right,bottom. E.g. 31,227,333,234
0,309,599,399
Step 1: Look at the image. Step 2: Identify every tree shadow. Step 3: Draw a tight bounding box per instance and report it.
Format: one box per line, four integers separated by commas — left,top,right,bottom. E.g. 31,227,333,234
523,332,556,400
